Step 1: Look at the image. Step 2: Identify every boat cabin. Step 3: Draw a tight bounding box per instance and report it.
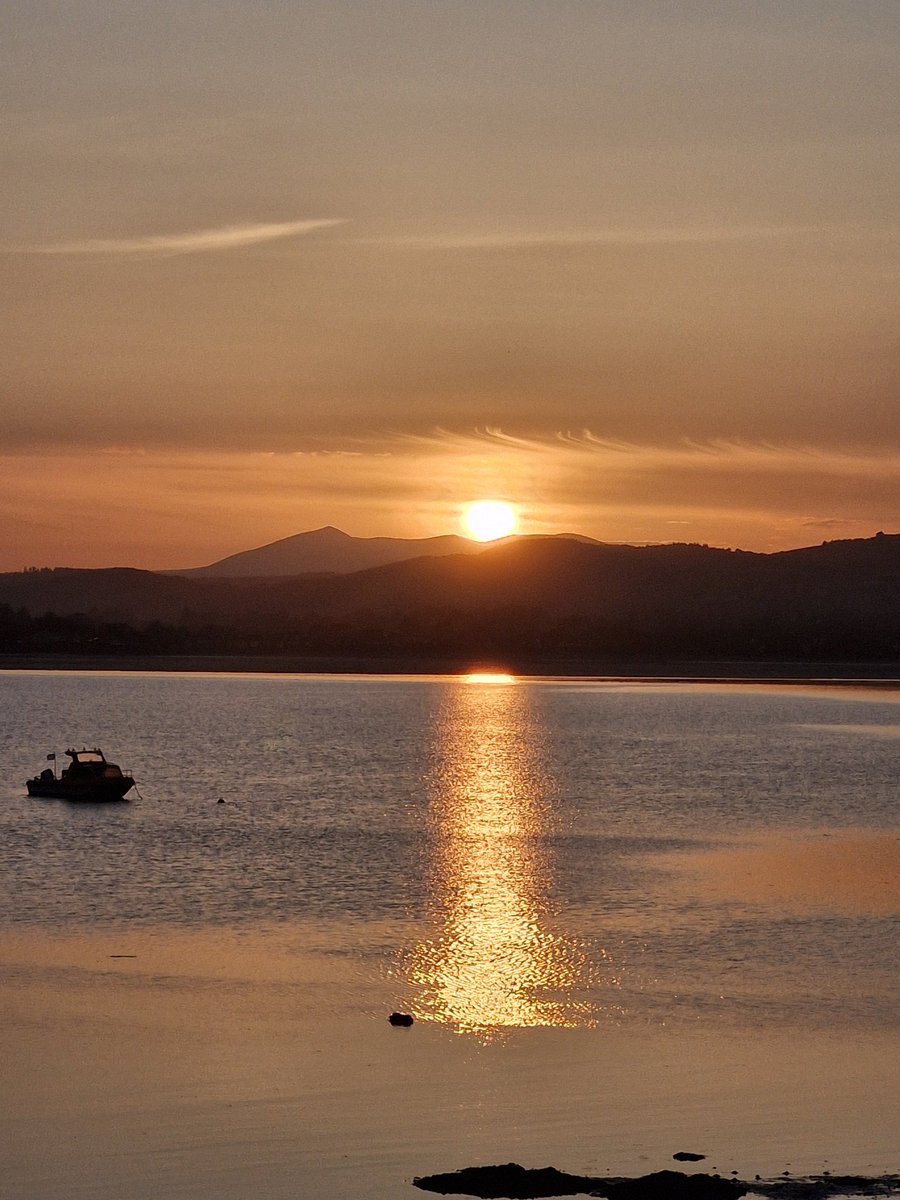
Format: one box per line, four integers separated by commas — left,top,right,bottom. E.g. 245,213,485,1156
61,748,127,778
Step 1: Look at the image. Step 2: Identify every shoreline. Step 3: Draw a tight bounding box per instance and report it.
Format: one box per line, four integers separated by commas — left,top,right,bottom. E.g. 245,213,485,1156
1,652,898,683
412,1163,900,1199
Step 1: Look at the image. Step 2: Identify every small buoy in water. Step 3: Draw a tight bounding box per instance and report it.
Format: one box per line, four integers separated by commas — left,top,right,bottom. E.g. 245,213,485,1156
388,1012,413,1026
217,797,225,804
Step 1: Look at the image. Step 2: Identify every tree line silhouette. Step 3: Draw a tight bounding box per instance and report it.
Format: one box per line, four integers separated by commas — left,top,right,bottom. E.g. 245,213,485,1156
1,598,896,663
1,534,897,666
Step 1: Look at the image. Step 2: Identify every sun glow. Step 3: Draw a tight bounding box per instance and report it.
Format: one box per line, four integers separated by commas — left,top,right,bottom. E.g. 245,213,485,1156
462,672,517,685
462,500,517,541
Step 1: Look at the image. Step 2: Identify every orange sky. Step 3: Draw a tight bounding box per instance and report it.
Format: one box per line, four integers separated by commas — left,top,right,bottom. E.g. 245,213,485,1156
1,2,897,569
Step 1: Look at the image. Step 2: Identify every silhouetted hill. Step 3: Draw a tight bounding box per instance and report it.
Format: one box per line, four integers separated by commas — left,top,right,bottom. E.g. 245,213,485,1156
175,526,480,577
172,525,602,577
0,568,195,623
1,533,897,663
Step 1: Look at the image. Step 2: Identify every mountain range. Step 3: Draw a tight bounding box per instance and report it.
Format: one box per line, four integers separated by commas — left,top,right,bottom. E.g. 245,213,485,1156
1,529,898,666
174,525,600,577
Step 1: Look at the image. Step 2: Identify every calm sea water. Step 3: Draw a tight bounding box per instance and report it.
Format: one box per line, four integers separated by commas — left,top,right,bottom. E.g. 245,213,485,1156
1,672,898,1200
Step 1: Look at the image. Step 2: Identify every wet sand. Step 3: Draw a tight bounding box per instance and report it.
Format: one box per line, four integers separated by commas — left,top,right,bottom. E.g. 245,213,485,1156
2,922,897,1200
657,829,900,918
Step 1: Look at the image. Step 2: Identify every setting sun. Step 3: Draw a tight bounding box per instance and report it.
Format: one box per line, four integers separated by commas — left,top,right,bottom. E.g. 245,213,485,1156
462,500,517,542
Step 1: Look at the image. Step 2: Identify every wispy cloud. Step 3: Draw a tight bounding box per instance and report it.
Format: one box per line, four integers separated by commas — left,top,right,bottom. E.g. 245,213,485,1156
398,428,900,478
9,219,346,257
366,225,827,250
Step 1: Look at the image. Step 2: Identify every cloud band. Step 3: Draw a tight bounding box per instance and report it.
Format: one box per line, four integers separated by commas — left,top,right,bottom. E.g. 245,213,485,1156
10,219,346,257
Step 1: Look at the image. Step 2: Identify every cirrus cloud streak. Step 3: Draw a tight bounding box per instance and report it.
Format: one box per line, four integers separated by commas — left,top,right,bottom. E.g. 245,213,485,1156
366,224,833,250
8,219,346,257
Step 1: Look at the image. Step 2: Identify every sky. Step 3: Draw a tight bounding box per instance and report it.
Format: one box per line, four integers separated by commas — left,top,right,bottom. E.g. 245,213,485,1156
1,0,898,570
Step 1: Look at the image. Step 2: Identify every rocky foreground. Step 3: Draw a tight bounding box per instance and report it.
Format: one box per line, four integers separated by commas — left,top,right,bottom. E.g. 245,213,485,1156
412,1164,900,1200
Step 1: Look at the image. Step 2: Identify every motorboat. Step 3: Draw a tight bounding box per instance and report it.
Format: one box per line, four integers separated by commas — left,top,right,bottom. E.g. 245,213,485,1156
26,748,136,802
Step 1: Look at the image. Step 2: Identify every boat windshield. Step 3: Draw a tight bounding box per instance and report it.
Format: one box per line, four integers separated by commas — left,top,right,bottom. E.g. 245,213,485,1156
71,751,105,764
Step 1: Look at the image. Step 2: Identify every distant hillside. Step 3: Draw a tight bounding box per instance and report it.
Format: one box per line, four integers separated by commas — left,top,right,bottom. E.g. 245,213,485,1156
175,526,481,577
172,525,602,577
0,568,195,624
1,533,898,664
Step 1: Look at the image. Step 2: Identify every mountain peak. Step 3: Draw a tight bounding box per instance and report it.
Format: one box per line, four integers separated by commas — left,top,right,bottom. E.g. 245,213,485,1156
303,526,353,541
170,528,619,579
177,527,479,578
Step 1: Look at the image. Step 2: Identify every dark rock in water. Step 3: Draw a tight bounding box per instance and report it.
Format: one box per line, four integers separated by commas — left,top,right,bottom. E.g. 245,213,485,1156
413,1163,601,1197
605,1172,746,1200
413,1165,900,1200
388,1011,414,1026
751,1176,900,1200
413,1165,749,1200
674,1154,707,1163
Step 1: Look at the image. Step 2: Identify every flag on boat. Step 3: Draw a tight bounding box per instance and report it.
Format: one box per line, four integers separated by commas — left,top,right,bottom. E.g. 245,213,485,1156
47,753,55,760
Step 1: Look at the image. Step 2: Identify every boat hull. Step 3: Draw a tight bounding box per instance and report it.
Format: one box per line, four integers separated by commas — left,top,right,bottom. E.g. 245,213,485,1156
27,747,136,802
26,777,134,802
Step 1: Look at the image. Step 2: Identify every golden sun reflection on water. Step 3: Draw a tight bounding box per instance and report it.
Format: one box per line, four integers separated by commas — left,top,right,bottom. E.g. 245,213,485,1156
461,671,517,685
407,679,601,1038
